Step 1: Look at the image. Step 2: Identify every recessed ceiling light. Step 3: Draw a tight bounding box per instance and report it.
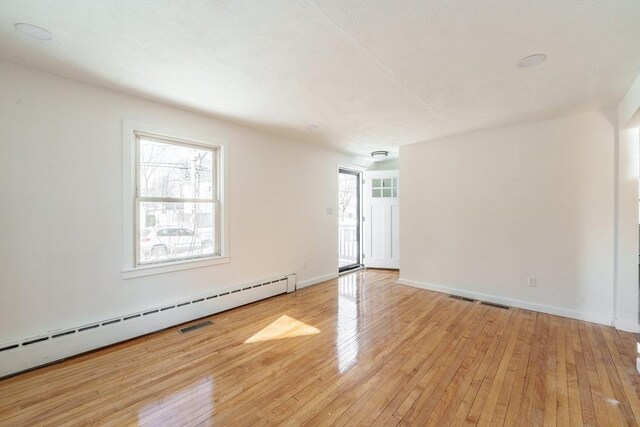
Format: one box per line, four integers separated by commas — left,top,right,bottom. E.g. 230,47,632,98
371,151,388,159
15,23,53,41
305,124,319,131
518,54,546,68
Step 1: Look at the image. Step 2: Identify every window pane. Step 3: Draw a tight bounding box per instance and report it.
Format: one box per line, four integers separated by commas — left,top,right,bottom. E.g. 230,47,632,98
138,201,216,264
383,188,392,197
138,137,214,199
372,179,381,188
372,189,381,198
383,178,392,188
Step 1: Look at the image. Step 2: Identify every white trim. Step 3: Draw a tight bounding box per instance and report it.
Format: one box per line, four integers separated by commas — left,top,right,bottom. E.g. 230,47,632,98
286,274,297,293
122,256,230,279
297,272,339,289
613,319,640,333
337,164,364,273
122,120,230,278
612,112,620,326
397,278,614,327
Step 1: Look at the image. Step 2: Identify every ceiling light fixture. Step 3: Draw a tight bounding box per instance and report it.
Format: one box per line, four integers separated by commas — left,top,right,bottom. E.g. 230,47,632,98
371,151,388,159
15,23,53,40
518,54,546,68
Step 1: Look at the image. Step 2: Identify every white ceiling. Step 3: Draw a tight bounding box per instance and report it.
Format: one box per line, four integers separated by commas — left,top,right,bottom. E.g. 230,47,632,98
0,1,638,157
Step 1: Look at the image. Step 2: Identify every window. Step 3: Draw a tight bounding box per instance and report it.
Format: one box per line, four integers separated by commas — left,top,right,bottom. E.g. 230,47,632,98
371,178,398,198
122,121,229,278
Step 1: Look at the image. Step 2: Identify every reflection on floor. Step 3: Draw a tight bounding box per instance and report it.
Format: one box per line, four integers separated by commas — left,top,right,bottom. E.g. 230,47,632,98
137,376,213,425
1,269,639,426
337,272,361,373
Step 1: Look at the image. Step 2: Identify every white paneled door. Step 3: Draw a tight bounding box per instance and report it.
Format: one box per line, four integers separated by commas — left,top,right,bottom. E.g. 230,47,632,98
363,170,399,269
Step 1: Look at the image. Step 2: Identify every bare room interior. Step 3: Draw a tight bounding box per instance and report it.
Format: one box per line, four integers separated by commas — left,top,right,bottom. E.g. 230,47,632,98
0,1,639,425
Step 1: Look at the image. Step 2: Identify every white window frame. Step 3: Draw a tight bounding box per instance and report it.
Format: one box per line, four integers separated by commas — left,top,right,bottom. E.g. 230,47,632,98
122,120,230,279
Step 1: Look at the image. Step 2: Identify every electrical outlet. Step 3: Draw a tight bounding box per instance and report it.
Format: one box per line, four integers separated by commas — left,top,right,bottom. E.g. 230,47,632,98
528,276,537,286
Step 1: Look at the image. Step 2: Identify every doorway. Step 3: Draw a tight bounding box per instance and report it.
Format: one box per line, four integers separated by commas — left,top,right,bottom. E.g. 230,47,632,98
338,168,361,272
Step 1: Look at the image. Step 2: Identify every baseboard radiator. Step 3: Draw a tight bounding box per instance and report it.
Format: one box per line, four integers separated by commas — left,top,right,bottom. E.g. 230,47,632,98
0,273,296,378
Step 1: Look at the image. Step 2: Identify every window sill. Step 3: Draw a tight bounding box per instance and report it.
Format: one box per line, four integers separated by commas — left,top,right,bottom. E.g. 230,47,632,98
122,256,230,280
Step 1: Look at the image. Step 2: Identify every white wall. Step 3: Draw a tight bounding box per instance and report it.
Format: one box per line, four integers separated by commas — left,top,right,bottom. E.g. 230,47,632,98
400,111,619,326
615,74,640,331
368,158,399,171
616,127,639,330
618,75,640,129
0,60,363,344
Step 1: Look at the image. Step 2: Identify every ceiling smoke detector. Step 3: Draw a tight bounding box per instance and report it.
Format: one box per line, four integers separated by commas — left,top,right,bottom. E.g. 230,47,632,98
518,54,546,68
15,23,53,40
371,151,388,159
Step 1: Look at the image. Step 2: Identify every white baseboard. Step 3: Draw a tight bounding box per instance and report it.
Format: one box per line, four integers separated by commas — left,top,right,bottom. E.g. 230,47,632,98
297,272,339,289
613,319,640,333
397,278,614,328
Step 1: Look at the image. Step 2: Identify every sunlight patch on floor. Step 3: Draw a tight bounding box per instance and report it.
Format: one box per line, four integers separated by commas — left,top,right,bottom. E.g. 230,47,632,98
244,315,320,343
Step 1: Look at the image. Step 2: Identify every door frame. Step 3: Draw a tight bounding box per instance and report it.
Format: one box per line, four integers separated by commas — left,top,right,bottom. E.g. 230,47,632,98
338,167,363,273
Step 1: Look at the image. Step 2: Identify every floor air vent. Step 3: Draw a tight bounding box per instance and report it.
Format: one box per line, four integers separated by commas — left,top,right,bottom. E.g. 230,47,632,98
480,301,510,309
449,295,476,302
179,321,212,334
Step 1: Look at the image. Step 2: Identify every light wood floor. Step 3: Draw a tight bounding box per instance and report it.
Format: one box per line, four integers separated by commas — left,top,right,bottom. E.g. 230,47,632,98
1,270,639,426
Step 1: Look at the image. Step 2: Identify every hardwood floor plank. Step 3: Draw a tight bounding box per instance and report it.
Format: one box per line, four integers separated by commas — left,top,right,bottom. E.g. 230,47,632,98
572,319,598,427
563,318,585,427
390,304,490,425
584,323,625,426
554,316,571,427
387,304,490,425
460,309,518,425
258,285,451,426
474,310,524,426
449,309,522,426
578,320,608,426
424,306,502,426
600,327,640,422
298,295,469,425
0,270,639,427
